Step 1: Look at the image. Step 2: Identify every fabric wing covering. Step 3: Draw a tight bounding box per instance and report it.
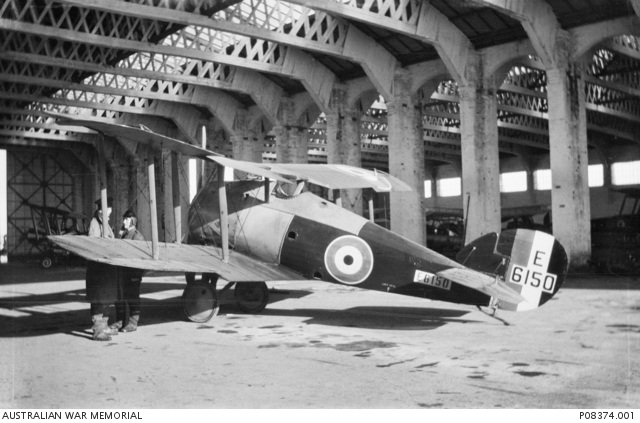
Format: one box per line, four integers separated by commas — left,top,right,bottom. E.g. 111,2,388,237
53,116,411,193
47,236,302,282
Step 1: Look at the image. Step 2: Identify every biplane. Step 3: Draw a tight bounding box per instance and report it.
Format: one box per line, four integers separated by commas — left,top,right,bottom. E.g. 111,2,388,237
47,116,569,323
25,202,88,268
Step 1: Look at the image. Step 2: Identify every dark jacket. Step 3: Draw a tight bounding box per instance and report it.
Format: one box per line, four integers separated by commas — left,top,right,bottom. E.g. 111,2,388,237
119,226,145,283
119,227,145,241
85,215,118,304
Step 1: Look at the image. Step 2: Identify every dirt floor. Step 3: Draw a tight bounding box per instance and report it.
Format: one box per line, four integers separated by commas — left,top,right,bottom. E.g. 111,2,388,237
0,261,638,409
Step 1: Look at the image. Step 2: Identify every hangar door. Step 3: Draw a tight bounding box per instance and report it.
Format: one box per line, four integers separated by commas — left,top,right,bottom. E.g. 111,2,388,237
6,151,77,258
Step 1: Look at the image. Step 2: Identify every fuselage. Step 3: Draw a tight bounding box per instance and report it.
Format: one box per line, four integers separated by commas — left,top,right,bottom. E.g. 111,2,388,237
188,180,492,307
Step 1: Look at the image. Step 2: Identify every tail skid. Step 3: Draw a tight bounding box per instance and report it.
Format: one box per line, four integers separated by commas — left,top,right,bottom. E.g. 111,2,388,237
457,229,569,312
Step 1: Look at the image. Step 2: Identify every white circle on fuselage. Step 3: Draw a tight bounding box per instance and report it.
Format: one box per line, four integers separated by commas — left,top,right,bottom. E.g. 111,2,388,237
334,246,363,275
324,235,374,285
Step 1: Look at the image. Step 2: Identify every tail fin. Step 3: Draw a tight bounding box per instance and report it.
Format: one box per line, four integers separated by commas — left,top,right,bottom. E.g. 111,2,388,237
456,229,569,312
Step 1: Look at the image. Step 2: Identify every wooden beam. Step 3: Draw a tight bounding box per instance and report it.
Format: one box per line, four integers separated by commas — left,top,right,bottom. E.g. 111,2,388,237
98,135,109,238
147,147,159,259
217,164,230,263
171,151,182,244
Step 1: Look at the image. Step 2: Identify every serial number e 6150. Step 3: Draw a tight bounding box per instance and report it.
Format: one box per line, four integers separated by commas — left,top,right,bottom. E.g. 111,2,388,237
413,270,451,290
580,412,634,419
508,264,557,294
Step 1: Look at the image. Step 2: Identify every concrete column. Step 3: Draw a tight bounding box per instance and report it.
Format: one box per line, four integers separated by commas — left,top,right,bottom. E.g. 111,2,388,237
386,71,426,245
458,77,501,243
546,63,591,266
274,98,308,164
231,109,263,163
326,85,363,215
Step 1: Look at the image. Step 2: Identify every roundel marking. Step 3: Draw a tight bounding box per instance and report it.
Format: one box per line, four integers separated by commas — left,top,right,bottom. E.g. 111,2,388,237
324,235,374,285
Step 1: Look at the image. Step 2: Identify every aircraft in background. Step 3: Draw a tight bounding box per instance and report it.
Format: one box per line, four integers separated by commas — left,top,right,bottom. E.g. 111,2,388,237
47,117,569,323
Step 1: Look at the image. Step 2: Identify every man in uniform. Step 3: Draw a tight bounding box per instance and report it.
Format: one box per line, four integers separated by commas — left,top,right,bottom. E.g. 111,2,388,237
86,197,119,341
110,210,145,333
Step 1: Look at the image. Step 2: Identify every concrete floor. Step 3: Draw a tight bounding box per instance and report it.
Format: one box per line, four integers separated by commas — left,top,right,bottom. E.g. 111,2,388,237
0,261,638,409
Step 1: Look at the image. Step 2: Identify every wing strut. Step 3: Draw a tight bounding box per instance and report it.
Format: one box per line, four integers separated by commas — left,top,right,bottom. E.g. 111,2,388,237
217,164,230,263
147,147,159,259
171,152,181,244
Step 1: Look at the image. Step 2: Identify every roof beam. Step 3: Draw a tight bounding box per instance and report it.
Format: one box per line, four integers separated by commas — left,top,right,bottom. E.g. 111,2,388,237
48,1,337,111
470,0,565,68
0,65,268,137
286,0,475,84
0,136,92,149
3,49,284,125
57,0,345,57
0,17,326,109
0,129,88,142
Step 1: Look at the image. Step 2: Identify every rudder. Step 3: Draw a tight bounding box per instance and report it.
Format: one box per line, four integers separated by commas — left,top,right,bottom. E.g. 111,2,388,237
457,229,569,311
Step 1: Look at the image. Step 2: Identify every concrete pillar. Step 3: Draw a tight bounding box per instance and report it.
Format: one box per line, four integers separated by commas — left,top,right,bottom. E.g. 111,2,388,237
459,76,501,243
386,70,426,245
231,109,263,163
274,98,308,164
326,85,364,215
546,62,591,266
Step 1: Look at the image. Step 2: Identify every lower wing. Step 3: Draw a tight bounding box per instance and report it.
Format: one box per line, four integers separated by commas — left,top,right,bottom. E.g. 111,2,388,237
48,235,303,282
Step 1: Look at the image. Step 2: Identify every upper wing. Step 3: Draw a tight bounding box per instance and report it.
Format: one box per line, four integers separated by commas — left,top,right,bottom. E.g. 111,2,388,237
55,116,219,159
263,163,411,192
55,115,411,192
48,236,303,282
436,267,526,305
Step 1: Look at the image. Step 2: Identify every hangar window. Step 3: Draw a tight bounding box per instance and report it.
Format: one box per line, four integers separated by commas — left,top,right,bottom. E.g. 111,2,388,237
535,166,604,189
588,164,604,187
612,161,640,186
437,177,461,197
424,180,432,198
534,169,551,191
500,171,527,193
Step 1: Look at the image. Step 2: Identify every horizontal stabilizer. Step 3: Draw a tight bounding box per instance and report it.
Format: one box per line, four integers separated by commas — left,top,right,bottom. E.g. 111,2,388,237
436,267,526,305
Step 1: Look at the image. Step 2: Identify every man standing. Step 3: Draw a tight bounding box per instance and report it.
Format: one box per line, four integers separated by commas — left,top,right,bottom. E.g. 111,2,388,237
86,197,119,341
110,210,145,333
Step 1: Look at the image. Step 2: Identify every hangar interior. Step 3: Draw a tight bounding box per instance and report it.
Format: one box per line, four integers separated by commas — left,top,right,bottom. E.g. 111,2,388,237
1,0,640,271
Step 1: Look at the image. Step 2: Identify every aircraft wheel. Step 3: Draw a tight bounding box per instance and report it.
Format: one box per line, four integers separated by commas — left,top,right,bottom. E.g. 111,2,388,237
182,282,219,322
234,282,269,314
41,257,53,269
